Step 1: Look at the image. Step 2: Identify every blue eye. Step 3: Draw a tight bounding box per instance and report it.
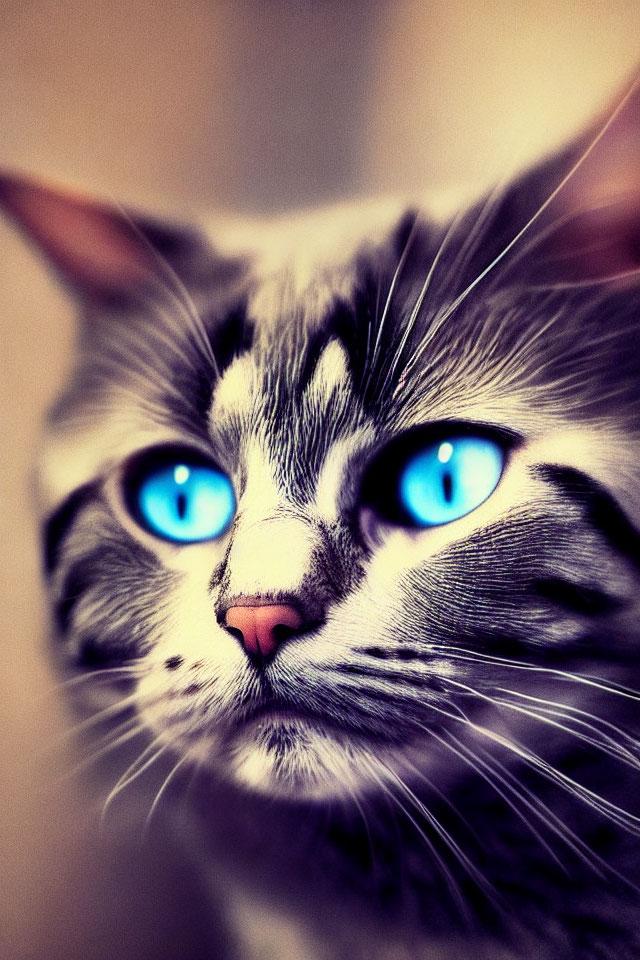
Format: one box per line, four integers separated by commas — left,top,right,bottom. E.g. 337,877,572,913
399,436,503,526
131,454,235,543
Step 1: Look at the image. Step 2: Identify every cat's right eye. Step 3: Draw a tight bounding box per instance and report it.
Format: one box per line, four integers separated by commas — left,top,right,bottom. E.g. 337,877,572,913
359,426,511,531
124,448,235,543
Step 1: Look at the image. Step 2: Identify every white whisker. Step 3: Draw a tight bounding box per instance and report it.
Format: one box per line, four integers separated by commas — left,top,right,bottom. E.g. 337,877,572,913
424,724,569,873
365,212,421,394
422,700,622,879
57,717,149,784
441,676,640,771
100,735,169,827
494,687,640,767
39,692,140,757
440,687,640,839
389,180,512,400
427,645,640,701
361,753,471,920
377,756,500,908
382,211,464,399
38,664,148,701
401,757,482,845
143,750,192,838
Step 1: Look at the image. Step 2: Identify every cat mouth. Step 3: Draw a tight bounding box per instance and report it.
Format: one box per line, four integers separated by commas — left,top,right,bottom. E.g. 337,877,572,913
238,703,329,729
235,693,424,745
235,702,362,740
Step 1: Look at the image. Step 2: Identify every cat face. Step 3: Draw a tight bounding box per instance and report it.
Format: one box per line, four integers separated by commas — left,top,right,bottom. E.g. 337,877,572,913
1,82,639,815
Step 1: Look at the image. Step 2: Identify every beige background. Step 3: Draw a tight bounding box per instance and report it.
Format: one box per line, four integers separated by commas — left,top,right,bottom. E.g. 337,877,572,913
1,2,639,958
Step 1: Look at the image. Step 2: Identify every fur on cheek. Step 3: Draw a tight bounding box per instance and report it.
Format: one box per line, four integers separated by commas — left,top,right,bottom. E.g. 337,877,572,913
133,576,251,735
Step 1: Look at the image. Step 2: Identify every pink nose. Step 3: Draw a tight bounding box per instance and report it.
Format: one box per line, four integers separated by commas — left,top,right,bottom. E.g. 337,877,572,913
224,603,303,660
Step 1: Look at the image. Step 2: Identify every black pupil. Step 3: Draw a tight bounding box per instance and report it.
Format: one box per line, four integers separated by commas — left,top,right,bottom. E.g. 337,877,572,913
176,492,188,519
442,472,453,503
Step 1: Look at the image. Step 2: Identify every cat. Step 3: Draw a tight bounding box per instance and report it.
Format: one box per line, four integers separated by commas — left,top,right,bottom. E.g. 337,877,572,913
1,75,640,960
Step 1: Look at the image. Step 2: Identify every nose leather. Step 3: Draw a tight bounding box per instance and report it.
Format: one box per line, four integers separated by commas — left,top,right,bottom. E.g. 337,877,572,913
224,603,303,660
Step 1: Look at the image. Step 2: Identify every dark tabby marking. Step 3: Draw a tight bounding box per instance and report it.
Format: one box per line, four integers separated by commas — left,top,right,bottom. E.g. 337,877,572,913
43,482,99,574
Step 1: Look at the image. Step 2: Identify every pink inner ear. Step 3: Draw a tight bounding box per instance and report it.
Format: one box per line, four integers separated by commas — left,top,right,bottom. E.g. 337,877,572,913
0,174,158,298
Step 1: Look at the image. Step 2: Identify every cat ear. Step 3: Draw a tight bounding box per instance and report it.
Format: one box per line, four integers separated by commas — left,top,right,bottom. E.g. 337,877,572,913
508,76,640,287
0,171,223,302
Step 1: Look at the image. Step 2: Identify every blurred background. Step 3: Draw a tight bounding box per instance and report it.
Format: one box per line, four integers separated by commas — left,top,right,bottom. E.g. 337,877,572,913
1,1,639,958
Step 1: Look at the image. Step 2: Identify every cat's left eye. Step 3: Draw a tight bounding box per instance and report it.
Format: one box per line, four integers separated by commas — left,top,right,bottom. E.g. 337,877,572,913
360,428,507,530
124,448,235,543
399,436,503,526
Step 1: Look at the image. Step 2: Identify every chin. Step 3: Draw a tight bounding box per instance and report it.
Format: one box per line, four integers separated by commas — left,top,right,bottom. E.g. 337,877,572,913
223,714,378,802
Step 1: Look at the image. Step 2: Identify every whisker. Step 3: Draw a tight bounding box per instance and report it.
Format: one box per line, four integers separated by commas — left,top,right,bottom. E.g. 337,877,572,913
424,725,569,873
38,692,141,758
488,200,610,280
494,687,640,768
401,757,483,846
40,681,168,756
377,757,501,909
321,748,379,878
462,709,640,837
361,753,472,921
143,750,192,838
422,700,622,880
426,645,640,701
382,763,505,908
364,265,383,383
57,717,149,784
179,748,207,808
365,212,421,395
382,209,466,399
389,179,512,400
440,676,640,771
347,784,378,878
522,266,640,291
469,739,611,875
100,735,169,827
39,665,149,700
